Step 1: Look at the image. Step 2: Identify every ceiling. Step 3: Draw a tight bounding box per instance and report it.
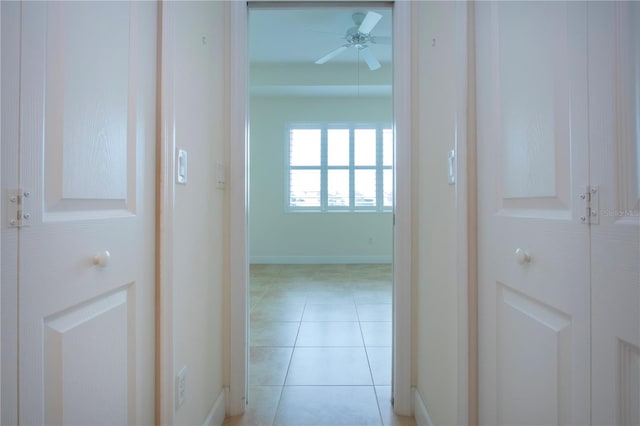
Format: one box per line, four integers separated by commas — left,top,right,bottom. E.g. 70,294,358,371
249,7,393,65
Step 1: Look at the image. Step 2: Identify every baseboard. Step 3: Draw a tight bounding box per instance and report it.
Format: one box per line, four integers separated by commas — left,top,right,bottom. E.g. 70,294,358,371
413,387,434,426
203,388,226,426
250,255,392,265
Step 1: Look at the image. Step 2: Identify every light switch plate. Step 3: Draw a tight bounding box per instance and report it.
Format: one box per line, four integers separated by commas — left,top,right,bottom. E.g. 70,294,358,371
177,149,188,184
216,161,226,189
448,149,456,185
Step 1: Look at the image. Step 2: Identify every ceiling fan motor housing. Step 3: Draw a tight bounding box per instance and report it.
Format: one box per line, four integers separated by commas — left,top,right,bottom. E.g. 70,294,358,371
346,28,371,49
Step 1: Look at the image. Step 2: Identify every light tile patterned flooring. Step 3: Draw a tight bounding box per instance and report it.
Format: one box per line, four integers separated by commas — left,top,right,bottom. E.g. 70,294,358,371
224,264,416,426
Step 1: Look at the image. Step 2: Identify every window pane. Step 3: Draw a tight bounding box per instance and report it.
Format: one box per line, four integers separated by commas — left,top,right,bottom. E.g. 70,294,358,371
289,169,320,207
354,129,376,166
328,129,349,166
354,169,376,206
290,129,320,166
328,169,349,207
383,128,393,166
383,169,393,207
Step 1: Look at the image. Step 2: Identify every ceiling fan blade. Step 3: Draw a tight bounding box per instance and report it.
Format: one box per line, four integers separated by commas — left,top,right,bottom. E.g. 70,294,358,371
315,45,349,64
370,36,391,45
360,47,381,71
358,11,382,34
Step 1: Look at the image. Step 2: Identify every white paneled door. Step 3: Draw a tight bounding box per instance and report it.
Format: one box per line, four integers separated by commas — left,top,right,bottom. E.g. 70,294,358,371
589,3,640,425
477,2,590,424
16,2,156,424
477,1,640,425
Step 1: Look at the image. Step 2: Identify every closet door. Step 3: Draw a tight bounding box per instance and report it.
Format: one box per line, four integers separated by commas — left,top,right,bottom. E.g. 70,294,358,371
589,3,640,424
17,2,156,424
476,2,590,424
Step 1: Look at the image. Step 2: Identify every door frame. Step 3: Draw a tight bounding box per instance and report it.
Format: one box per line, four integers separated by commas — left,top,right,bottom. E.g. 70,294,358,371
1,2,22,422
228,0,414,416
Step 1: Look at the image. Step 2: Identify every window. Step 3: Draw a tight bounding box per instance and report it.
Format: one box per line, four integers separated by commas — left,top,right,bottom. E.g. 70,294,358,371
288,124,393,211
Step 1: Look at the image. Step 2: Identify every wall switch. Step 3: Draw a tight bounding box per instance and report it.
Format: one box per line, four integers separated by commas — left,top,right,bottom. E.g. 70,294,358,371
177,149,188,184
176,365,187,409
216,161,227,189
447,149,456,185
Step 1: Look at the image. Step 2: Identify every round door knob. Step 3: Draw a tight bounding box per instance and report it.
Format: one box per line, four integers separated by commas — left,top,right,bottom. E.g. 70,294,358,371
515,248,531,265
92,250,111,267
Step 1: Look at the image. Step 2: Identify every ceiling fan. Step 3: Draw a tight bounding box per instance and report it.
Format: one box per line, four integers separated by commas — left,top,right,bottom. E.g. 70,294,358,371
314,11,388,71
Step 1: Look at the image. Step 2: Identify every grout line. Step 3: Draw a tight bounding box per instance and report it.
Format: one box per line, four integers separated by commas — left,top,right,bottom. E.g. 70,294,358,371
271,287,307,426
356,302,386,425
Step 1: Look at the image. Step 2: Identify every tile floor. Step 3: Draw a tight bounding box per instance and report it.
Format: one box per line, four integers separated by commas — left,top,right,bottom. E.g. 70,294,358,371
223,264,416,426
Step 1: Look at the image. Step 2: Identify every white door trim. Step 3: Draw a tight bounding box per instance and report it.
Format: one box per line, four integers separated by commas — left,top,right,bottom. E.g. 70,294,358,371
1,3,22,422
228,0,249,417
158,1,176,423
454,2,472,425
392,0,413,416
228,0,415,416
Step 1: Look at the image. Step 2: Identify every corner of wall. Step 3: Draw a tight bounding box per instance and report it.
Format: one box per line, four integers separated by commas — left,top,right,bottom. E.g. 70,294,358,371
202,389,226,426
413,387,434,426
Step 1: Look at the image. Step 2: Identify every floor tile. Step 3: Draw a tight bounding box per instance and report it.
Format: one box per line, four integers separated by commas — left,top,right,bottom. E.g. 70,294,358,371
306,290,355,305
355,290,393,304
375,386,417,426
259,289,308,305
250,321,300,347
274,386,382,426
302,303,359,321
245,264,409,426
357,304,392,322
250,303,306,322
296,322,363,347
349,265,393,282
367,346,392,385
286,347,372,385
360,322,392,347
250,347,293,386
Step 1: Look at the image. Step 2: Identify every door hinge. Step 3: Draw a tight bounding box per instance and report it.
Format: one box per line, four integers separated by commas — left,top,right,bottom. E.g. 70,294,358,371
579,185,599,225
7,189,32,228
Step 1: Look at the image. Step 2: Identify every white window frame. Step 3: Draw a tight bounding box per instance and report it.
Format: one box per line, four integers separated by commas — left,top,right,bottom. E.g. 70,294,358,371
286,123,393,213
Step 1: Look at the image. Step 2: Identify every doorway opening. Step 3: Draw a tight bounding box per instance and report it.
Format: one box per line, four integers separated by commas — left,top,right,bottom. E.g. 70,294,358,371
242,5,400,424
227,0,414,421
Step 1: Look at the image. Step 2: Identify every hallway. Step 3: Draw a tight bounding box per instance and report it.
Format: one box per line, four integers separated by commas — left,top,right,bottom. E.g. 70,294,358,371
224,264,415,426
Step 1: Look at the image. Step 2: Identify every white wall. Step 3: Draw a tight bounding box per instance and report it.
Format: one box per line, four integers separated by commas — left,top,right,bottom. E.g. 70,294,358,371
167,2,227,424
412,1,469,424
249,95,393,263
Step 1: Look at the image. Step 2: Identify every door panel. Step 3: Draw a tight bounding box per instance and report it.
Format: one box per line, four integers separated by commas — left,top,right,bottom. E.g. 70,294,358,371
18,2,156,424
496,285,572,425
497,2,572,211
477,2,590,424
44,289,131,425
44,1,133,216
589,2,640,424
